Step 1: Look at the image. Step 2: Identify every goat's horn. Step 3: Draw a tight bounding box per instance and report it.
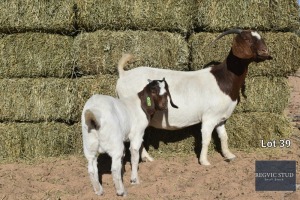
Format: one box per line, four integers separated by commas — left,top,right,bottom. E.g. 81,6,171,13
210,29,243,46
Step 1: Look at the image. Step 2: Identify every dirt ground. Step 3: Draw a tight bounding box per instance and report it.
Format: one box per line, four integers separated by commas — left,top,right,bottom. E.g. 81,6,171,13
0,75,299,200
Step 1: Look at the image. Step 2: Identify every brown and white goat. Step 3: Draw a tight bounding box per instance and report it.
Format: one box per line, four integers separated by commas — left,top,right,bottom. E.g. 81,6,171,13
116,29,272,165
82,78,178,196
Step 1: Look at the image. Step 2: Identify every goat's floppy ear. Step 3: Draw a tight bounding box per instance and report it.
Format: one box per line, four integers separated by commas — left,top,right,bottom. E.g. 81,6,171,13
138,89,155,119
163,79,179,109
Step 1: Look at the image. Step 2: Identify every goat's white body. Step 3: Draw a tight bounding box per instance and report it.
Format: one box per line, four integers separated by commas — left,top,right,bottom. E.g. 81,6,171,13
117,67,237,165
117,67,237,128
82,94,149,196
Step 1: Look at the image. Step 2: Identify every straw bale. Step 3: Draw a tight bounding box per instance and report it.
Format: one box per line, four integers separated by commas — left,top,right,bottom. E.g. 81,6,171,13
75,75,118,116
0,122,81,162
236,77,289,113
189,32,300,77
0,0,75,33
0,33,74,78
73,30,189,75
76,0,195,34
226,112,292,149
195,0,299,32
0,75,117,123
146,112,292,157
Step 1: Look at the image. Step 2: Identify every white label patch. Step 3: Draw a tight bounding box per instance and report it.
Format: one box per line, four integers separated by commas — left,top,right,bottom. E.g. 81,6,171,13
251,31,261,40
158,81,166,95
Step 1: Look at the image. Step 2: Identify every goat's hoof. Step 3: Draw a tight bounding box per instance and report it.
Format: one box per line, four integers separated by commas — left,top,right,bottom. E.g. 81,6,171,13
117,190,127,197
225,156,236,162
224,153,236,162
142,156,154,162
200,160,211,166
130,178,139,185
95,190,104,196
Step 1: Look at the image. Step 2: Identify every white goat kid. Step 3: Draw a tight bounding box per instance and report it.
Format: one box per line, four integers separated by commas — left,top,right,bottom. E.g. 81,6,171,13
82,78,178,196
116,29,272,166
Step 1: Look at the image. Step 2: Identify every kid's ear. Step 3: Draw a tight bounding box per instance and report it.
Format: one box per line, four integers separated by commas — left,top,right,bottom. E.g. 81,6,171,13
138,90,155,120
163,79,179,109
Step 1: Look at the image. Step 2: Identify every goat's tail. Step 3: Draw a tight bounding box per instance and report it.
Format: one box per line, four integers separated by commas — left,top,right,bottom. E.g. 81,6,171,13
84,109,100,132
118,53,133,77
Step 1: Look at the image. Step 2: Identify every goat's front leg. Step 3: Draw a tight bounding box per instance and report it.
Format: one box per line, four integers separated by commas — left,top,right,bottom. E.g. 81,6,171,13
216,123,236,161
199,121,216,166
129,136,143,184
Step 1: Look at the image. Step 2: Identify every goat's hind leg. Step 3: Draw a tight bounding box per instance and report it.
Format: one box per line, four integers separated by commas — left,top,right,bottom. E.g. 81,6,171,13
130,136,143,184
141,146,154,162
87,155,103,195
216,123,236,161
111,152,127,196
199,121,216,166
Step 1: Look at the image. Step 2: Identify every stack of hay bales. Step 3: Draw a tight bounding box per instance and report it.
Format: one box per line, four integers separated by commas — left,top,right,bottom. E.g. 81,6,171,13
0,0,299,161
146,0,299,156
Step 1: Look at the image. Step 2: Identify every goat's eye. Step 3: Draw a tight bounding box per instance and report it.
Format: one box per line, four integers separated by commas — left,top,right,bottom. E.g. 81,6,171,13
246,39,254,45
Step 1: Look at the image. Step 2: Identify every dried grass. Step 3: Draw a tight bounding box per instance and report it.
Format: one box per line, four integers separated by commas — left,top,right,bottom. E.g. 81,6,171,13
73,30,189,75
236,77,289,113
0,33,74,78
0,122,81,162
76,0,195,34
0,0,75,34
195,0,299,32
0,76,117,123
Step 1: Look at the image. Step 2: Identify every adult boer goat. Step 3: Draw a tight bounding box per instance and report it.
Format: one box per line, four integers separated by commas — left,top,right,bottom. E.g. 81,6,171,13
82,78,178,196
116,29,272,166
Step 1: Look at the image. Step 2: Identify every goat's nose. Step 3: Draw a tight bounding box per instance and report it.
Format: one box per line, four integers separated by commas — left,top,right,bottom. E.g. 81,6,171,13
258,48,269,55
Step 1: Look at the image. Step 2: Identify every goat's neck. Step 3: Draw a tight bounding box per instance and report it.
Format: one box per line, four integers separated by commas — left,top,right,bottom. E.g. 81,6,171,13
226,50,251,76
211,49,251,101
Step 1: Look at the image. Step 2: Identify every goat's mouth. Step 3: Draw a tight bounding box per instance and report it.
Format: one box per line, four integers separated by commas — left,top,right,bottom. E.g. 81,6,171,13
255,54,273,62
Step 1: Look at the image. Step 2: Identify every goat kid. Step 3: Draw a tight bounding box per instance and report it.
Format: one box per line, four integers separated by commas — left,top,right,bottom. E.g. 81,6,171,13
116,29,272,166
82,78,178,196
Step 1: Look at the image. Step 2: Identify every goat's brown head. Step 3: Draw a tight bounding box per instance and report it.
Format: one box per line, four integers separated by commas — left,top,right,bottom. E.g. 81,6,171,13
138,78,178,119
212,29,272,63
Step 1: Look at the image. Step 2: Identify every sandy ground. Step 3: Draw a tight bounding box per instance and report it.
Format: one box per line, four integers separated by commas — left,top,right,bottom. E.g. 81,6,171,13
0,75,299,200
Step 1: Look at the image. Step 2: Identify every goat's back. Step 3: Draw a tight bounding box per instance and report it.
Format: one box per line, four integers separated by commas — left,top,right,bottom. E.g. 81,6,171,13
82,95,131,139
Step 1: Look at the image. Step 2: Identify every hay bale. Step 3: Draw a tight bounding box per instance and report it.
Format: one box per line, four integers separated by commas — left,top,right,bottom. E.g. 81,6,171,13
0,33,74,78
189,32,300,77
75,75,118,116
146,112,292,157
0,76,117,123
0,0,75,33
0,122,82,162
236,77,289,113
195,0,299,32
76,0,195,34
226,112,292,149
0,78,77,122
73,30,189,75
